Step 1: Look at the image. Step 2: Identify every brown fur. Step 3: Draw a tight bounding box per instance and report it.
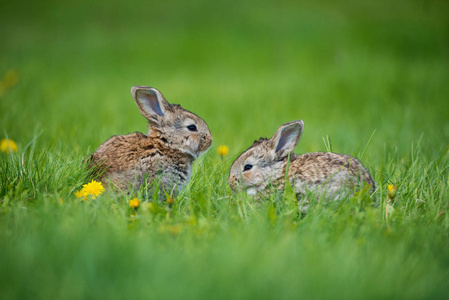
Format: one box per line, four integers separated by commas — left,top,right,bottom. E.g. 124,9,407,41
288,152,375,188
89,86,212,196
229,121,374,203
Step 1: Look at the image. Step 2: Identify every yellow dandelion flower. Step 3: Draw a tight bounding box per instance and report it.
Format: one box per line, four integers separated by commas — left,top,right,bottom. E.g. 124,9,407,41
129,198,140,208
218,145,229,157
75,189,89,201
82,180,105,199
0,139,18,153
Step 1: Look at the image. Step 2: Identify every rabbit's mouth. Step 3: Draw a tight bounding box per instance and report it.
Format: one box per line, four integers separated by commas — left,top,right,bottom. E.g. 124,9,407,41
182,148,198,159
197,147,211,158
229,177,259,195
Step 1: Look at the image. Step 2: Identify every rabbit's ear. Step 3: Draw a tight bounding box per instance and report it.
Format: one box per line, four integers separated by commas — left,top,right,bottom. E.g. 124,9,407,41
270,120,304,159
131,86,169,122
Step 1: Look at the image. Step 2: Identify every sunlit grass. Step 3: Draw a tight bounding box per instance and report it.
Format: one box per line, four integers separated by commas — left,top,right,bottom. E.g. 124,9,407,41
1,0,448,299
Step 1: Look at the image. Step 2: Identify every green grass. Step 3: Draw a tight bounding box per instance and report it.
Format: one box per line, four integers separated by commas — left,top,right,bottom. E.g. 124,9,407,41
1,0,449,299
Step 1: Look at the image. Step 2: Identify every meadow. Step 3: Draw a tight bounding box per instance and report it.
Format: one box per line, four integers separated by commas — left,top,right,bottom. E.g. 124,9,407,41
1,0,449,299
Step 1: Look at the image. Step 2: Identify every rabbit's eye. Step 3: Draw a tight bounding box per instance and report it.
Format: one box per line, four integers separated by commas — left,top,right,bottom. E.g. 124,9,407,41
243,164,253,171
187,124,197,132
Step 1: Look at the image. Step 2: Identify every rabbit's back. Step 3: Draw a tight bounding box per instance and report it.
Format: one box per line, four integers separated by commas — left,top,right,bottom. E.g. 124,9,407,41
91,132,149,173
90,132,194,191
289,152,374,199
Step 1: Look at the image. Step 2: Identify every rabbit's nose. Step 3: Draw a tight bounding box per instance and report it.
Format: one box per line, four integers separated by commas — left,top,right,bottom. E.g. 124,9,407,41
201,133,212,141
201,134,212,149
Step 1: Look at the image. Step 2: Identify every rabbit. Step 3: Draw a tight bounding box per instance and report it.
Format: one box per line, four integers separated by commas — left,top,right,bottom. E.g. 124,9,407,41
228,120,375,208
88,86,213,196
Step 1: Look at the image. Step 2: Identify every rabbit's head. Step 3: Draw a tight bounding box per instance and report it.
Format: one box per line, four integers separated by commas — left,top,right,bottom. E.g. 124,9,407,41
132,86,212,158
228,120,304,194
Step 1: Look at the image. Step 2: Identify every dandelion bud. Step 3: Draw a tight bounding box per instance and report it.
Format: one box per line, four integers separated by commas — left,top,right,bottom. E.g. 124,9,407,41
129,198,140,208
387,184,397,200
218,145,229,158
0,139,18,153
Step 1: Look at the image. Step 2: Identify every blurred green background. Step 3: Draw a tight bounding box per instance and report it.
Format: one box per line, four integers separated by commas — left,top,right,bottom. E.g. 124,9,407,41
2,0,448,156
1,0,449,299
